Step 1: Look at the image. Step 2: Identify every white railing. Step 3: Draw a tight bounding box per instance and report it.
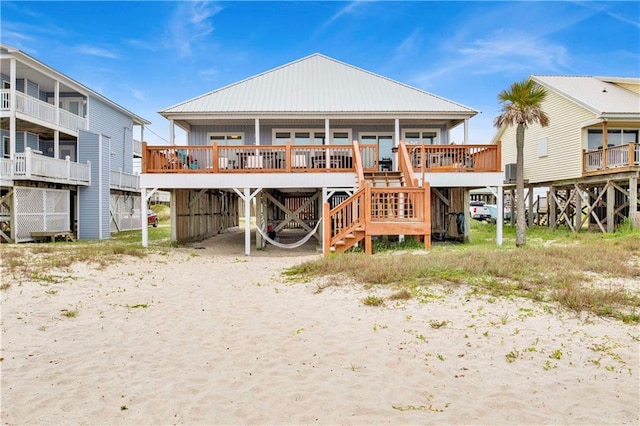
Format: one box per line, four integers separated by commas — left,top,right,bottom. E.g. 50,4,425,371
59,108,87,132
13,148,91,185
583,143,640,173
110,169,139,191
1,158,13,180
133,139,143,157
0,89,87,133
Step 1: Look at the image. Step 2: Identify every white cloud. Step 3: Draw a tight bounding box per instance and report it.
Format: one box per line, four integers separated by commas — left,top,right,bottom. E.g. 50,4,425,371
75,45,120,59
314,1,367,37
198,68,219,82
133,89,147,102
393,29,422,60
168,1,222,57
415,31,569,83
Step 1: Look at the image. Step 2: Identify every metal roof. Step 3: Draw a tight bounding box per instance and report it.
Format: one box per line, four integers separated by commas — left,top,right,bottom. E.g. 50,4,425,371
161,54,477,116
532,75,640,117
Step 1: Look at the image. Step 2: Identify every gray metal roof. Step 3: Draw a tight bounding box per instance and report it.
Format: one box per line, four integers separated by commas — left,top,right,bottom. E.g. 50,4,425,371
532,75,640,117
161,54,477,116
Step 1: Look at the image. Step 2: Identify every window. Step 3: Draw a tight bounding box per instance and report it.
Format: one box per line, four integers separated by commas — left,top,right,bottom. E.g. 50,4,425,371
587,129,638,151
207,133,245,146
272,129,352,145
538,138,548,157
402,129,441,145
360,133,394,160
3,136,9,158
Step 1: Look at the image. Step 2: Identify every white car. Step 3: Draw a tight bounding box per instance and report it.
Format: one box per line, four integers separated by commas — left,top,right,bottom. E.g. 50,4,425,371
470,201,492,221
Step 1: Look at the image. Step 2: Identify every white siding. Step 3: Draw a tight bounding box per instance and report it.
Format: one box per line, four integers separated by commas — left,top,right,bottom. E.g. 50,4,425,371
614,82,640,95
501,90,594,184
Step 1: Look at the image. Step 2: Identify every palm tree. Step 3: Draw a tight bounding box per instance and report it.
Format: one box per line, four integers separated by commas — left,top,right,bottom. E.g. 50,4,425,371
494,79,549,247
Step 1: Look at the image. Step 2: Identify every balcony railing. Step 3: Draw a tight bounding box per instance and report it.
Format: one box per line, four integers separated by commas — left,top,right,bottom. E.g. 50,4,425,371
12,148,91,185
0,89,87,133
143,143,379,173
405,142,501,172
133,139,143,157
142,141,502,174
583,143,640,174
110,169,139,191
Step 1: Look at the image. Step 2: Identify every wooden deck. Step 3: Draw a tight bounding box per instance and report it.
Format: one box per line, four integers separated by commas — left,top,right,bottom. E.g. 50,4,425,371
142,141,502,175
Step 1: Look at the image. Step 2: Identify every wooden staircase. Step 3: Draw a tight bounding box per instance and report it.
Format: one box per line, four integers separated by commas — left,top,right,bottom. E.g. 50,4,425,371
324,141,431,255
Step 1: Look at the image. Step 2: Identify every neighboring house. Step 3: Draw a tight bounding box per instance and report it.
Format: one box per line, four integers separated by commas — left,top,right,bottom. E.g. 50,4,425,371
0,44,150,243
142,53,504,254
493,75,640,232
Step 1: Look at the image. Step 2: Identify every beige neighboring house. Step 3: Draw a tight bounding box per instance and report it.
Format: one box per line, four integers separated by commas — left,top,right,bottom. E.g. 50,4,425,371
492,75,640,232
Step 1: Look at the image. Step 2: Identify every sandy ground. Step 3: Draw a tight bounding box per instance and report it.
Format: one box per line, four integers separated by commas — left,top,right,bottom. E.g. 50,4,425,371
1,229,639,425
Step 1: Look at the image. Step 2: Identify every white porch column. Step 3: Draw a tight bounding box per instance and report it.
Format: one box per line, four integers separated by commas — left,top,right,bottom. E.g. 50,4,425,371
140,125,145,143
169,119,175,145
255,118,260,145
325,119,330,143
496,186,503,246
244,187,251,256
54,81,60,126
54,130,59,159
256,190,263,249
9,58,16,159
464,118,469,144
141,188,148,248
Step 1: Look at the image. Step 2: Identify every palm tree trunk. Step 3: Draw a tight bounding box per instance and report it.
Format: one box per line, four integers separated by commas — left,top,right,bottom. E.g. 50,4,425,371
515,123,527,247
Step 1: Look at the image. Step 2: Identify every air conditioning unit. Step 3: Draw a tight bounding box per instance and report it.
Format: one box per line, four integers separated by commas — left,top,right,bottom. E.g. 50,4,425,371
505,163,517,182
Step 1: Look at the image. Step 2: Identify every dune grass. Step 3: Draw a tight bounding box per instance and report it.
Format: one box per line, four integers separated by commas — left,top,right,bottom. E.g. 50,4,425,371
0,214,172,280
286,222,640,323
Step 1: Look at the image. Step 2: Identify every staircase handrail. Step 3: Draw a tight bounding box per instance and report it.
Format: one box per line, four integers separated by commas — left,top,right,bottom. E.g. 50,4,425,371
352,139,366,187
325,185,367,251
397,140,417,187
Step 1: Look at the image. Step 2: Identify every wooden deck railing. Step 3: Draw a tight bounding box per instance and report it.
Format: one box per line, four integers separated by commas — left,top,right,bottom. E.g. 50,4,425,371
142,140,501,174
324,181,431,254
143,142,379,173
404,142,501,172
583,143,640,174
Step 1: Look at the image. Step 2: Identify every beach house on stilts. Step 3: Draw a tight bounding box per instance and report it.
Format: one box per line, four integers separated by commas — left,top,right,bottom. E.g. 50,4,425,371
141,54,504,255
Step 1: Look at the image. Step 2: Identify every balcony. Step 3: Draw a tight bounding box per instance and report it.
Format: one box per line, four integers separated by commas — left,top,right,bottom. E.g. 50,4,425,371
142,142,501,174
0,89,87,134
110,169,139,191
3,148,91,186
583,143,640,176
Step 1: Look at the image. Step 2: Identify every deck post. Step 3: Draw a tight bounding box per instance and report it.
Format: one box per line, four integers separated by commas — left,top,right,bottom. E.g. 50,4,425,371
141,188,148,248
574,184,582,230
170,190,178,242
549,188,557,230
606,182,615,233
496,185,503,246
630,176,638,229
463,188,471,243
244,187,251,256
527,186,534,228
256,191,263,249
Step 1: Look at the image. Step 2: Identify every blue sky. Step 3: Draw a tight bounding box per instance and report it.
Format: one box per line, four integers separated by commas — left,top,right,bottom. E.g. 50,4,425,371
2,1,639,144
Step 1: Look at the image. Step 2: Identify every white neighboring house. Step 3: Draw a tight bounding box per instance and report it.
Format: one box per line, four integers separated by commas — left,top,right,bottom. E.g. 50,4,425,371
493,75,639,232
0,44,150,242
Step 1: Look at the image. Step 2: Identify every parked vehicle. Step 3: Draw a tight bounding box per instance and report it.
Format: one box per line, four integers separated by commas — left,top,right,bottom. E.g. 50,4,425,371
470,201,492,221
485,204,511,223
147,210,159,227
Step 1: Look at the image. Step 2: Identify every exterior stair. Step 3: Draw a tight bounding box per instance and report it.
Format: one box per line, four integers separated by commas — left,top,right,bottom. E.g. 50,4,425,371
324,140,431,254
